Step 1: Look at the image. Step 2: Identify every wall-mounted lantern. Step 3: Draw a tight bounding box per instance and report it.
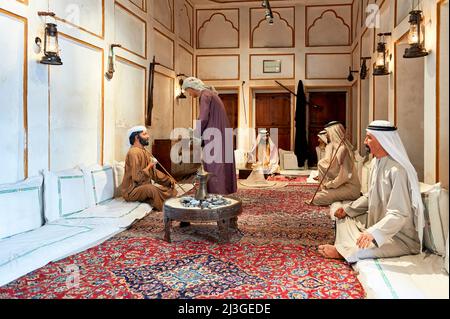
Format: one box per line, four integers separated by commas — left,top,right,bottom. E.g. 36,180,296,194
404,10,429,58
373,33,391,76
176,74,187,99
36,12,62,65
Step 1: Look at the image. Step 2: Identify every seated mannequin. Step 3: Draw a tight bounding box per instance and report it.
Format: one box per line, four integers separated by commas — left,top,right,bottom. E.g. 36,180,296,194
247,129,280,175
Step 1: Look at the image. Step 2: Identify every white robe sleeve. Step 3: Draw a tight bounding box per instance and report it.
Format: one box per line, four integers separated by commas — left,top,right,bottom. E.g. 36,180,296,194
344,194,369,218
366,166,411,247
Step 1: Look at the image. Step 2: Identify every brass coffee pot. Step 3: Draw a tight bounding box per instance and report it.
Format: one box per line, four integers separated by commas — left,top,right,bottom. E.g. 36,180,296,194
192,165,212,201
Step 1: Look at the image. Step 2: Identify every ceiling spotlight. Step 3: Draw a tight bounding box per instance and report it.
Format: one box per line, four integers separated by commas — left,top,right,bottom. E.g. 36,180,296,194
262,0,274,25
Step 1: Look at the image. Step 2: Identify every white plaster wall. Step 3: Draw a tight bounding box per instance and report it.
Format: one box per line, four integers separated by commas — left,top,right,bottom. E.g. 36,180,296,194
438,0,449,189
373,75,389,120
115,2,147,59
351,82,358,146
49,35,103,171
0,9,26,183
114,58,146,162
154,29,174,70
396,41,425,180
150,72,174,140
49,0,103,37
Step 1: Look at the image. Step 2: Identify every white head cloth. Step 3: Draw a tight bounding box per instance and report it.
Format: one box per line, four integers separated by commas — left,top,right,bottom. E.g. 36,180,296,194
325,122,355,162
182,77,217,93
318,130,328,145
367,120,425,246
127,125,147,144
249,130,279,165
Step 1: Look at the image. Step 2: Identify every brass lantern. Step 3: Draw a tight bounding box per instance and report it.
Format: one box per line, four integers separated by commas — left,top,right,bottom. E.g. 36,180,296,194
404,10,429,58
40,23,63,65
373,33,391,76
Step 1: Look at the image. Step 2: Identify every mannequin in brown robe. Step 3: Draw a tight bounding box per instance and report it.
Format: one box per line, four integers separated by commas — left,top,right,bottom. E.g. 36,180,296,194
121,127,177,211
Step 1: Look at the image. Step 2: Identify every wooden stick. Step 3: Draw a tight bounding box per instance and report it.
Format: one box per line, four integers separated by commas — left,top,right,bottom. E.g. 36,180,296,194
307,136,346,205
152,156,187,194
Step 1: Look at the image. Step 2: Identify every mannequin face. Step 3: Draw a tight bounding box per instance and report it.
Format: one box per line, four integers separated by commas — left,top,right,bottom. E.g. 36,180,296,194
185,88,200,98
260,133,270,144
364,133,388,158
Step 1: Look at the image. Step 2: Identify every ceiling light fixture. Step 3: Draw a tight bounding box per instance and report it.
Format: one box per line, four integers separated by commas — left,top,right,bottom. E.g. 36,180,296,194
262,0,274,25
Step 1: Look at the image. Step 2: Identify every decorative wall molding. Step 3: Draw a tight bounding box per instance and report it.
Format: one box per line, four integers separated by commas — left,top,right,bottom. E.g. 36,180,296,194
116,55,148,113
178,1,194,47
306,5,351,47
48,32,104,169
250,6,295,48
115,1,148,59
196,54,240,81
50,0,105,40
393,31,408,125
129,0,147,13
154,0,174,33
305,53,351,80
196,9,240,49
179,44,194,77
249,53,295,80
154,27,175,71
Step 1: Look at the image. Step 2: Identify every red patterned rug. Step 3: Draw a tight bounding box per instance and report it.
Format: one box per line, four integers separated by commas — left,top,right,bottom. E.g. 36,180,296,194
0,184,365,299
267,175,308,183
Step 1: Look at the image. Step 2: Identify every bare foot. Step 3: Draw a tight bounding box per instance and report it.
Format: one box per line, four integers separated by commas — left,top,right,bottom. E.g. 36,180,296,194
318,245,344,260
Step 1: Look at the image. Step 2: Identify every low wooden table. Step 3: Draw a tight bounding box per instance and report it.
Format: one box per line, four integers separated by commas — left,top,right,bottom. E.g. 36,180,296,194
163,197,242,243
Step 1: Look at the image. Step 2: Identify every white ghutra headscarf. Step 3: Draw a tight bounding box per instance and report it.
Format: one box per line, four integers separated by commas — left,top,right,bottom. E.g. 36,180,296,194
182,77,217,93
367,120,425,246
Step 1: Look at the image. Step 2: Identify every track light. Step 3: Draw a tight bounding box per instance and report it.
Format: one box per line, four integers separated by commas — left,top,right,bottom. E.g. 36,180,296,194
262,0,274,25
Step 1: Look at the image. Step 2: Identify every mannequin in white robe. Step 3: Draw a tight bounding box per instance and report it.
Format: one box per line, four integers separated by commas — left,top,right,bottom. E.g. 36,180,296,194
319,121,424,263
248,130,280,175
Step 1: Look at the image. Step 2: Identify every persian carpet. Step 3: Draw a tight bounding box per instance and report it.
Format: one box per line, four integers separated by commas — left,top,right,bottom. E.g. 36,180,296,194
0,184,365,299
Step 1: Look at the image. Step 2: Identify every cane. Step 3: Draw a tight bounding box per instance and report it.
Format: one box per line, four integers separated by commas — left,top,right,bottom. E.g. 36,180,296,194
151,156,187,194
307,136,347,205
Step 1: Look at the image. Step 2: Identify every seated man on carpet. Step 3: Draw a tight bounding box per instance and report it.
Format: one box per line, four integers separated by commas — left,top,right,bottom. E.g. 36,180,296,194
121,126,177,212
247,129,280,176
312,121,361,206
318,121,423,263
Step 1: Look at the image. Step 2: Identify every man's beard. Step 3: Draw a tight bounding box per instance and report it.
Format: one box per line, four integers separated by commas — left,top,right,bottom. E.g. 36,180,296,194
365,145,371,155
139,135,150,146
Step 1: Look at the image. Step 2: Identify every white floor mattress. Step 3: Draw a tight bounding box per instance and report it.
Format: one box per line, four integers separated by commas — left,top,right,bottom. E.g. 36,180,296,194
354,253,449,299
0,223,120,287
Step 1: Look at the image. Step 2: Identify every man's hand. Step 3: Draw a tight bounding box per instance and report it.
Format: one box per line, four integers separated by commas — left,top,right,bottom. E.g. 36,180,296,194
356,232,375,249
169,178,176,189
334,208,347,220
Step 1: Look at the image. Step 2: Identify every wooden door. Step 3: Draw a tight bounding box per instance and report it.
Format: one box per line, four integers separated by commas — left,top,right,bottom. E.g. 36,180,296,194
219,93,239,150
307,91,347,166
255,93,291,150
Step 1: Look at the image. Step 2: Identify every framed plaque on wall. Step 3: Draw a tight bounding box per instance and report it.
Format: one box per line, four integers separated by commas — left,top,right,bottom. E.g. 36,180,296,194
263,60,282,73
